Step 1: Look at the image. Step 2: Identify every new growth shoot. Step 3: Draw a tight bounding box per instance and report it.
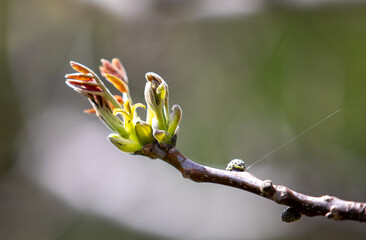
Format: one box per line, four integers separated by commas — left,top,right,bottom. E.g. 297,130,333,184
65,58,182,153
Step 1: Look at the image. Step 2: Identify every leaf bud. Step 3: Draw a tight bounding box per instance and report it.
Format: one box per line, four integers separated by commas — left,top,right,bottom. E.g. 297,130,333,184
108,133,142,153
135,121,155,146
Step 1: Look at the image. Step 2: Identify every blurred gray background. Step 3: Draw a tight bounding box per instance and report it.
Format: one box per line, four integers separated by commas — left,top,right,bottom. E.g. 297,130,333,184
1,0,366,239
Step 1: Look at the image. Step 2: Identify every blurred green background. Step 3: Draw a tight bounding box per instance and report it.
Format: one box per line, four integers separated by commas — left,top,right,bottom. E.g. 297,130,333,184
1,0,366,239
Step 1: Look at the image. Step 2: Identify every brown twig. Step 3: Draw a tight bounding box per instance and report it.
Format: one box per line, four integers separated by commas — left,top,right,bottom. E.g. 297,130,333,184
137,143,366,223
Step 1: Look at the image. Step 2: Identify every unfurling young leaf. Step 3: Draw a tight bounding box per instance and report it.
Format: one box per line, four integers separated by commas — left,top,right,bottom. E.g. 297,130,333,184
65,58,183,154
168,105,182,136
108,133,142,153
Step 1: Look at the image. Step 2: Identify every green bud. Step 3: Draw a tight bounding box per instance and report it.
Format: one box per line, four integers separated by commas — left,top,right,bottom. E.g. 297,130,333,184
153,129,172,144
108,133,142,153
144,81,161,112
144,73,168,111
168,104,182,136
135,121,155,146
145,72,163,85
156,83,167,104
144,72,170,131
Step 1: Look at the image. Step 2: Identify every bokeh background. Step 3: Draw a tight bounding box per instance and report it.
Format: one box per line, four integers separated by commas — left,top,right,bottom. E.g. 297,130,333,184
1,0,366,239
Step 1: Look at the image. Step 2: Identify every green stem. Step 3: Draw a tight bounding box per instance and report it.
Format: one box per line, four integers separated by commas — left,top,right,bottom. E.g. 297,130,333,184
154,107,168,130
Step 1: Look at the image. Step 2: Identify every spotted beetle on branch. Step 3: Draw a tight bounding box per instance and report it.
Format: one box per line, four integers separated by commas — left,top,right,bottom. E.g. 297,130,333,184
226,159,246,172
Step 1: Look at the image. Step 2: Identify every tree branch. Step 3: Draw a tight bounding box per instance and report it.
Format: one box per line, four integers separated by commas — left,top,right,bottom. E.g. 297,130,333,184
137,143,366,223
